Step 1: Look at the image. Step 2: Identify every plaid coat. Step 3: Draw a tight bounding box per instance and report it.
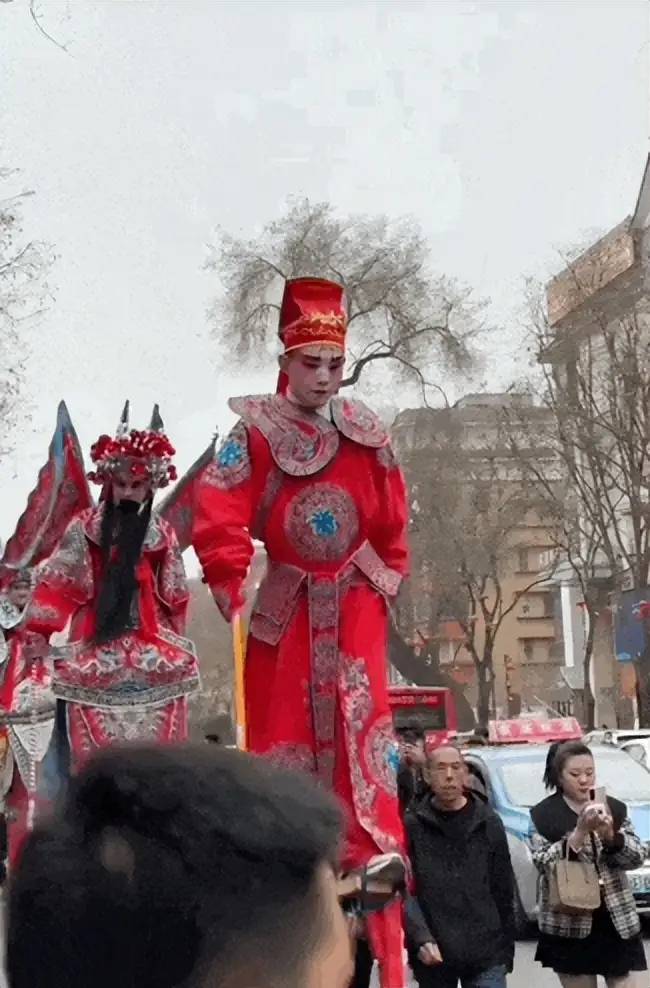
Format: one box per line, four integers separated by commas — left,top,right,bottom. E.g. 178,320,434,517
531,817,644,939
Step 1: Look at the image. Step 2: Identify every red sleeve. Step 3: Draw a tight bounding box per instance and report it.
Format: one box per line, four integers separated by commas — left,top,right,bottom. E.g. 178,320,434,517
27,516,94,637
192,421,261,621
371,443,410,582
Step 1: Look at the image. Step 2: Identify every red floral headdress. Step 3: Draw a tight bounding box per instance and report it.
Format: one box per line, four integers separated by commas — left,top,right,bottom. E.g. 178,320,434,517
87,402,177,490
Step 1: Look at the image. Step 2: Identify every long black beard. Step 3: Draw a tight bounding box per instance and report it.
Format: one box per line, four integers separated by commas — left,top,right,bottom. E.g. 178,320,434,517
93,495,153,646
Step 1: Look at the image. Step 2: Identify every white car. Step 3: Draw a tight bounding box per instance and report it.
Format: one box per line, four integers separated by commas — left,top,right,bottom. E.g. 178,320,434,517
584,730,650,770
584,729,650,745
618,739,650,770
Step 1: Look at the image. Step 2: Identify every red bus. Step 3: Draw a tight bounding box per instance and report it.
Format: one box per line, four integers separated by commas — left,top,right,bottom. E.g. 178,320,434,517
388,685,458,749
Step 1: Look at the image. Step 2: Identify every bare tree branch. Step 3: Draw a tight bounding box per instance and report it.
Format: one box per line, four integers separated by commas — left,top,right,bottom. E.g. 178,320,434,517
0,241,36,276
29,0,70,52
0,165,54,459
395,400,557,724
206,197,487,396
502,258,650,725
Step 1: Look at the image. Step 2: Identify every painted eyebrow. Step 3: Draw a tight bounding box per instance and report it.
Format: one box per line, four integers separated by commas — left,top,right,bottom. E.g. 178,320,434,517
300,355,344,365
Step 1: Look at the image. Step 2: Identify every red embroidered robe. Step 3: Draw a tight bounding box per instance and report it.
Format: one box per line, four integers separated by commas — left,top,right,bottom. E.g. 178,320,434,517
28,507,199,763
193,394,410,988
0,595,55,866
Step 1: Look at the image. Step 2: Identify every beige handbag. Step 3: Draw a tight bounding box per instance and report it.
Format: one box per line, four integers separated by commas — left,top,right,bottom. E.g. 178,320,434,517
548,840,601,915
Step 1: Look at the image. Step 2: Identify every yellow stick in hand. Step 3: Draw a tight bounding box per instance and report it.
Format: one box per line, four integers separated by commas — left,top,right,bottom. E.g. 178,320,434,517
232,612,247,751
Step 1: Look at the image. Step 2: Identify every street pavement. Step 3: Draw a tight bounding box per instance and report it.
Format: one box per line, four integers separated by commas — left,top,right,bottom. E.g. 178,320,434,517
370,936,650,986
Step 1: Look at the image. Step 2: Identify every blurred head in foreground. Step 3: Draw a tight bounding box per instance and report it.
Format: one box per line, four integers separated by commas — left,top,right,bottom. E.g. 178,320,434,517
7,744,352,988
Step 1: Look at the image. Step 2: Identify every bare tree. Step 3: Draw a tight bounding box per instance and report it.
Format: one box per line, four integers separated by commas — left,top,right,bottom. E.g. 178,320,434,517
514,267,650,723
0,168,55,457
399,410,552,726
500,378,603,729
206,198,487,402
388,621,478,731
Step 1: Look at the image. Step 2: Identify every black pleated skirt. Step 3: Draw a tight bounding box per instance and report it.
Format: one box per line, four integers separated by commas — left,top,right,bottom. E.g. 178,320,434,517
536,905,647,976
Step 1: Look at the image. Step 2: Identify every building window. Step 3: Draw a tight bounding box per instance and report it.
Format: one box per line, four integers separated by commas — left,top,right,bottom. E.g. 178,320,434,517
520,639,550,665
520,593,555,620
518,547,541,574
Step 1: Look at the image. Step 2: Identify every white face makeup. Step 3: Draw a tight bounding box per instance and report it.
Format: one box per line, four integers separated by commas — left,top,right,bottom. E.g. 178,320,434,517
111,476,153,504
281,345,345,409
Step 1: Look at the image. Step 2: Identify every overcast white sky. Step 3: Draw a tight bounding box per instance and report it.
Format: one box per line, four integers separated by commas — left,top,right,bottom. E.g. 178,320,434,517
1,0,649,563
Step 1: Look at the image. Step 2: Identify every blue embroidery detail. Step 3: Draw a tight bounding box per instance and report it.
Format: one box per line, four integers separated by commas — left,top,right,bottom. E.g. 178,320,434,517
309,509,339,538
218,440,244,468
285,483,359,563
386,744,400,775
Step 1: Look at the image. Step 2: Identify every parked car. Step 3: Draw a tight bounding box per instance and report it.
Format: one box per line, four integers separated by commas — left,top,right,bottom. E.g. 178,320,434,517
584,728,650,747
463,742,650,935
584,729,650,770
619,738,650,769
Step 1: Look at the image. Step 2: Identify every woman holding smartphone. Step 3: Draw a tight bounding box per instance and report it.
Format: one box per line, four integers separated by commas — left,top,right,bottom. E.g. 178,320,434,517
530,740,647,987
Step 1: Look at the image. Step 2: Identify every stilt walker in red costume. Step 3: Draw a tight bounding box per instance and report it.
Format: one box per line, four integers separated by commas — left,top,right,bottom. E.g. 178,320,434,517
28,403,200,767
193,278,410,988
0,402,92,866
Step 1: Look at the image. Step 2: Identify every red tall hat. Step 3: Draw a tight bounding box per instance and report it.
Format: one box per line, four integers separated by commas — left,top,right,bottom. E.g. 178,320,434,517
276,277,347,394
278,277,348,353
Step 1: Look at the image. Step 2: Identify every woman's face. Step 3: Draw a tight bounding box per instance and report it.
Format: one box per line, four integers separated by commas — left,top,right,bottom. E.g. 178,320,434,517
560,754,595,804
281,345,345,408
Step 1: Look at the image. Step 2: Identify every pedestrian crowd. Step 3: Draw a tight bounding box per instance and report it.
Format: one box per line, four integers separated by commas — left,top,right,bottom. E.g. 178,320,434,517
2,730,648,988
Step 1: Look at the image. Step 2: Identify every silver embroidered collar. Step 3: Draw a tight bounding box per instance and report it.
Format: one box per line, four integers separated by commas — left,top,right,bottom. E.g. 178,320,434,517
0,594,24,631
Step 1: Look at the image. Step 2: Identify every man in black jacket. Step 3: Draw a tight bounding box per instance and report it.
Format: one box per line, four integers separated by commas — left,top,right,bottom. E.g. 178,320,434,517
405,744,515,988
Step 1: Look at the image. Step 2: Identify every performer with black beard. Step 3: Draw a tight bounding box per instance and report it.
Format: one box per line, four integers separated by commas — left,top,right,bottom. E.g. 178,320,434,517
27,404,199,767
93,487,155,644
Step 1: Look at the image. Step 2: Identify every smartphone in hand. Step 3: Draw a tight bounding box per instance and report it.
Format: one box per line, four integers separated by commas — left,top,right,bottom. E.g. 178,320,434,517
590,785,607,804
589,785,609,822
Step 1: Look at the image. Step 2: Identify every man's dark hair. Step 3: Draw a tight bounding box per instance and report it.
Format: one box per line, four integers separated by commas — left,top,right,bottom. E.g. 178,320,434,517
7,745,343,988
543,740,592,791
464,733,487,746
397,720,425,745
94,492,153,645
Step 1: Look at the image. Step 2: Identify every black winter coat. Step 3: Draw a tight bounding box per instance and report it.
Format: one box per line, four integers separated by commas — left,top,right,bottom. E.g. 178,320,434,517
405,793,515,975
